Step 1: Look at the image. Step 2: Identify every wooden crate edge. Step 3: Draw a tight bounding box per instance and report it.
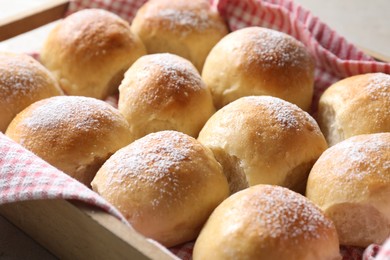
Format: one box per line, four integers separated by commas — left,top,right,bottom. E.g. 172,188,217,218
0,0,69,41
0,199,177,260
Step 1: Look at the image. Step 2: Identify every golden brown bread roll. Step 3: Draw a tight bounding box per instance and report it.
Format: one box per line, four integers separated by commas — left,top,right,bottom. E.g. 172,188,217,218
6,96,134,186
131,0,228,72
306,133,390,247
91,130,229,247
118,53,215,140
193,184,341,260
41,9,146,99
318,73,390,146
198,96,327,194
202,26,315,111
0,52,63,132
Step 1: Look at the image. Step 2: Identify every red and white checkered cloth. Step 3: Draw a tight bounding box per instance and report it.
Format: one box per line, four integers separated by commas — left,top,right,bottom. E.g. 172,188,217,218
0,133,125,222
1,0,390,259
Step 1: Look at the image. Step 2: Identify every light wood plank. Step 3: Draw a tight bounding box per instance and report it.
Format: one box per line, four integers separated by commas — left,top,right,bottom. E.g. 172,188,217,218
0,199,177,260
0,0,69,41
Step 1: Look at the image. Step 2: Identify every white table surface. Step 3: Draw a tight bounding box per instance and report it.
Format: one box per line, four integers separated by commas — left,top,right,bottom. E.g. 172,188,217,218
295,0,390,60
0,0,389,258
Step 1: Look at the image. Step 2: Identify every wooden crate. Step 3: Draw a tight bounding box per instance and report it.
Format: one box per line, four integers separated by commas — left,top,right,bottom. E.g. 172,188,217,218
0,1,388,259
0,0,69,41
0,199,175,259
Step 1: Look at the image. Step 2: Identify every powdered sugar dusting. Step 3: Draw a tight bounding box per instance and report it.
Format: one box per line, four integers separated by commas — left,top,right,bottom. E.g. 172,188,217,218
22,96,116,132
366,73,390,100
251,185,333,241
246,96,320,132
153,7,225,36
320,134,390,181
105,131,195,208
264,97,301,129
157,9,209,29
119,132,190,177
245,28,310,69
130,54,205,107
147,54,203,91
0,54,48,105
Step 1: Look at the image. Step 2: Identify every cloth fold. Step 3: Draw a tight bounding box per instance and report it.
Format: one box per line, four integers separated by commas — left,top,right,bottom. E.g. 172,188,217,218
0,133,126,223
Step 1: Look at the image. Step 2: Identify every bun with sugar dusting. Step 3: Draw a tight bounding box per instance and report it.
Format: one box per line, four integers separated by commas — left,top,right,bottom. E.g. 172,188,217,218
6,96,134,186
318,73,390,146
131,0,228,72
118,53,215,140
198,96,327,194
193,184,341,260
306,133,390,247
41,9,146,99
0,52,63,132
91,130,229,247
202,26,315,111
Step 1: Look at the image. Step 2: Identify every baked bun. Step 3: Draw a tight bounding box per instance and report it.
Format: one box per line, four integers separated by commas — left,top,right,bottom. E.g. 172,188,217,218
6,96,134,186
193,185,341,260
0,52,63,132
198,96,327,194
41,9,146,99
318,73,390,146
202,26,315,110
118,53,215,140
91,130,229,247
131,0,228,72
306,133,390,247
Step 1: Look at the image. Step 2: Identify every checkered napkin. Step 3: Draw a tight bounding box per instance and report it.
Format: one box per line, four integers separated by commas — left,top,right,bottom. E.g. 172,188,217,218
1,0,390,259
0,133,125,222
